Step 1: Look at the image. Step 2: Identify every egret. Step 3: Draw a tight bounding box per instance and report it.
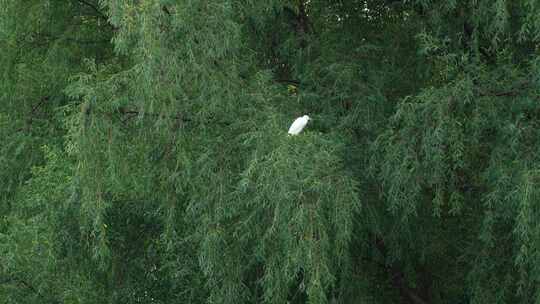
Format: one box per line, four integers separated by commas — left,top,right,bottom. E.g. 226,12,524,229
288,115,310,135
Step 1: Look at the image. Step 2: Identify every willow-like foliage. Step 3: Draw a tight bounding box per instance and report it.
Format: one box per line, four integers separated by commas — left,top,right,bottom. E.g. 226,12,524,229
2,1,540,303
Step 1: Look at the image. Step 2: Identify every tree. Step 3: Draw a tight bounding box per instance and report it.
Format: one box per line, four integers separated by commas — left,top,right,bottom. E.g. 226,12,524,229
1,0,540,303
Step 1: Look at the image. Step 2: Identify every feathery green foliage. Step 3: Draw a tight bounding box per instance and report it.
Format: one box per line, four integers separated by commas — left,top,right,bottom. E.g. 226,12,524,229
2,1,540,303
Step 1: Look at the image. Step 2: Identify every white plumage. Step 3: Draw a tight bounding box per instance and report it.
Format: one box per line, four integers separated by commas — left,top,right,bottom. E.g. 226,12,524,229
288,115,310,135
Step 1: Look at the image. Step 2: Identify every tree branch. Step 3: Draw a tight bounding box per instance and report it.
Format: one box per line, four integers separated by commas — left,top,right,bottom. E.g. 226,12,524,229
15,96,50,132
116,107,190,122
275,78,301,85
73,0,117,31
478,82,531,97
59,37,111,45
30,96,49,116
74,0,108,21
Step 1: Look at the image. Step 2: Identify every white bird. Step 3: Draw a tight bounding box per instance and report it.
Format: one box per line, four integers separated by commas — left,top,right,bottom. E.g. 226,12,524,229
288,115,311,135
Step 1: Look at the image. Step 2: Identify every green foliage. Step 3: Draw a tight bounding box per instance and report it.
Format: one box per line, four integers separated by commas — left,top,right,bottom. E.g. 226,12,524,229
2,1,540,303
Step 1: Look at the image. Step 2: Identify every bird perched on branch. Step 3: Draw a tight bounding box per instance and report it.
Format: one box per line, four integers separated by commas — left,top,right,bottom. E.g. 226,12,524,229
288,115,311,135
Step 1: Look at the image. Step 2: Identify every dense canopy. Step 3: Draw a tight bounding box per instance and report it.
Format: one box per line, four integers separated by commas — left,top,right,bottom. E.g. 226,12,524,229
2,1,540,303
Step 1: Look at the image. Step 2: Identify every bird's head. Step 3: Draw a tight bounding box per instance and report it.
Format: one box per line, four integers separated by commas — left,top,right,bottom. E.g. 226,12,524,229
303,115,311,121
